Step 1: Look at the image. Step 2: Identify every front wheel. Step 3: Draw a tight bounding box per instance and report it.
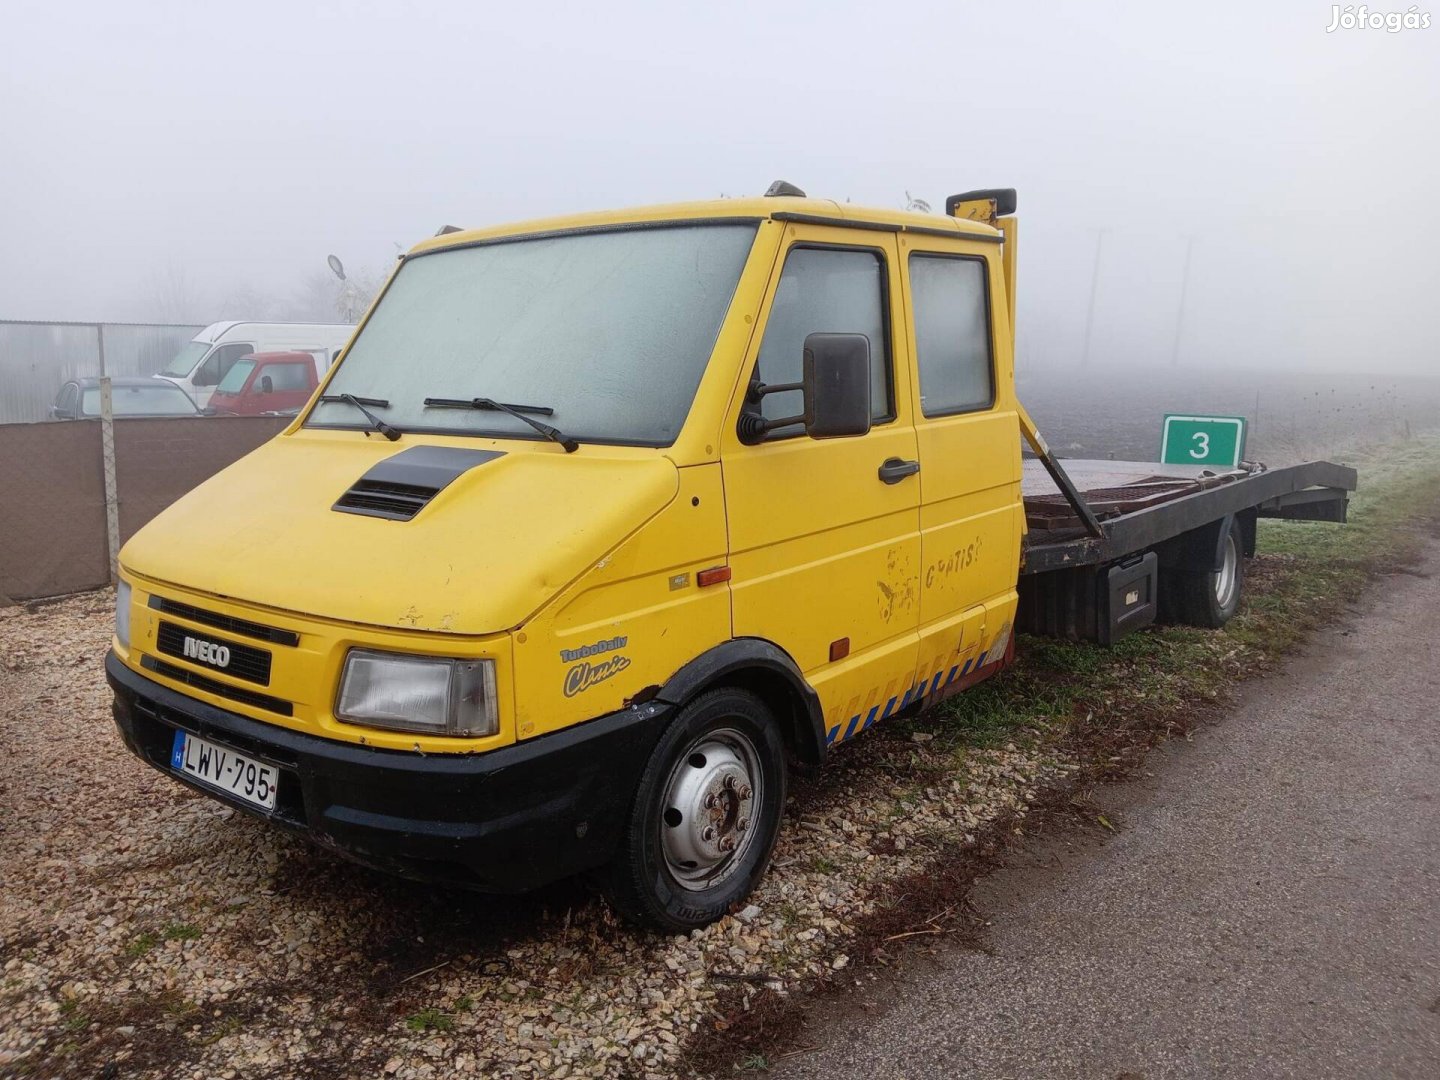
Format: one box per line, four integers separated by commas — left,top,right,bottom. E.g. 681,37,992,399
605,687,787,931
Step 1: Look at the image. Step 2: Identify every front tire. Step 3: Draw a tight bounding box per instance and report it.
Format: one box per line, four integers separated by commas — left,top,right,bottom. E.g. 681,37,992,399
605,687,787,931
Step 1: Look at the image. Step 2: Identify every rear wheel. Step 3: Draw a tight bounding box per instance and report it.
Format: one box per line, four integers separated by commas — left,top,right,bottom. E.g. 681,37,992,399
605,687,787,931
1161,516,1244,628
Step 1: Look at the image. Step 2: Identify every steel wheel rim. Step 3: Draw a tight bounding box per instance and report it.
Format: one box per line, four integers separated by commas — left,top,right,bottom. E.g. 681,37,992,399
659,727,763,890
1213,532,1239,608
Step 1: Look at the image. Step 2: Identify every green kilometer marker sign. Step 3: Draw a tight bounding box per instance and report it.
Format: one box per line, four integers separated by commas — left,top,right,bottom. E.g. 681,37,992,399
1160,414,1247,468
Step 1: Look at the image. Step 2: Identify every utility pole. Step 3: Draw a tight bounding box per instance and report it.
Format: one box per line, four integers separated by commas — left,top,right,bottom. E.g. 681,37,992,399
1080,230,1105,367
1170,235,1195,367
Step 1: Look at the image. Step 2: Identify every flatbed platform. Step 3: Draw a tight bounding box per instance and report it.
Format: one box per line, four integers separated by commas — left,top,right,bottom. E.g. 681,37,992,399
1021,457,1358,575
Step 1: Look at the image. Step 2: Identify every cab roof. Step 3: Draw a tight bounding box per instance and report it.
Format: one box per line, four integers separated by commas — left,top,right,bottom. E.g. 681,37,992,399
408,196,1003,257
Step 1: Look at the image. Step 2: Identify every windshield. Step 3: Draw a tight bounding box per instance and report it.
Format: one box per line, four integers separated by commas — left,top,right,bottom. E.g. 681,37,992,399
160,340,211,378
81,383,197,416
307,223,757,446
215,359,256,395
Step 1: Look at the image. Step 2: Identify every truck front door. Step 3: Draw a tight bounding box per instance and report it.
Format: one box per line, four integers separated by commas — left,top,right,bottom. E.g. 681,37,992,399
721,224,921,748
901,239,1023,698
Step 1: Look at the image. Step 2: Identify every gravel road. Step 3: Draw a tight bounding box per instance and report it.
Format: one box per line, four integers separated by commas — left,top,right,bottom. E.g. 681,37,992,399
777,548,1440,1079
0,590,1053,1078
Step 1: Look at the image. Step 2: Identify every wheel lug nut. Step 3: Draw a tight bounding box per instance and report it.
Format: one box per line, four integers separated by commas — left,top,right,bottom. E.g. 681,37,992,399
723,775,736,790
701,826,716,842
736,818,748,833
719,836,736,852
738,785,752,800
703,793,717,809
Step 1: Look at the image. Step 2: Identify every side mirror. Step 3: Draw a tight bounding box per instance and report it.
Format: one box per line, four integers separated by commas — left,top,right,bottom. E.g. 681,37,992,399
738,332,872,443
802,333,871,439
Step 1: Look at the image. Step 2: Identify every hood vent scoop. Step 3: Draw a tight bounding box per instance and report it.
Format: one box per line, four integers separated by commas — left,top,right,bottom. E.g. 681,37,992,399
333,445,504,521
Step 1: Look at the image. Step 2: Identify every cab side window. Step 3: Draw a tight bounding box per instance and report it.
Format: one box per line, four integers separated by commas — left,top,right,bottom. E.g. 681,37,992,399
264,363,311,392
751,247,892,438
195,344,255,387
909,255,994,416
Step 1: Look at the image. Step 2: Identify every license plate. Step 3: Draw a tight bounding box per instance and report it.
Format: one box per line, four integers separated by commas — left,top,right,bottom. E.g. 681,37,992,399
170,730,278,811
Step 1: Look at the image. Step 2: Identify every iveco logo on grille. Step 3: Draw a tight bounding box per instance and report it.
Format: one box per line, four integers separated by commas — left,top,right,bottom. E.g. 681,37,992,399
183,636,231,668
156,621,272,685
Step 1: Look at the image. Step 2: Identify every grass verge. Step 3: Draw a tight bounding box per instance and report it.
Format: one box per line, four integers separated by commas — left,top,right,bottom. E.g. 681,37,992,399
682,435,1440,1076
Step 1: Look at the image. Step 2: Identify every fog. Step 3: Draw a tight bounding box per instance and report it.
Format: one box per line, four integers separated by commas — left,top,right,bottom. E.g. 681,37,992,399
3,0,1437,373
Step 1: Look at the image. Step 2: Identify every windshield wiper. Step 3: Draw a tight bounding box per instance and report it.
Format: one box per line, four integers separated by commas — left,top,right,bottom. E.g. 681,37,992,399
423,397,579,453
319,394,402,441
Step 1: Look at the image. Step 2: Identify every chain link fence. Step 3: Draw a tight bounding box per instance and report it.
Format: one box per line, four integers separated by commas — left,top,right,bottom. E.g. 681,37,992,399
0,414,287,603
0,320,203,425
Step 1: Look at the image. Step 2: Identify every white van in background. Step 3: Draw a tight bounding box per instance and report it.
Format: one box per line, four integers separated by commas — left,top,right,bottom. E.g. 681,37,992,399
157,321,354,408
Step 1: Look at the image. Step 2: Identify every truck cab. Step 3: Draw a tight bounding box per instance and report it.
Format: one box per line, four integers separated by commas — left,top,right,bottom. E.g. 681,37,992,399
205,351,322,416
106,187,1037,928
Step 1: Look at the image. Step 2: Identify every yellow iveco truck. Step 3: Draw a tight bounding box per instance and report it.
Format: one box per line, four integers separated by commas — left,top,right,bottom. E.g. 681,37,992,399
108,184,1355,929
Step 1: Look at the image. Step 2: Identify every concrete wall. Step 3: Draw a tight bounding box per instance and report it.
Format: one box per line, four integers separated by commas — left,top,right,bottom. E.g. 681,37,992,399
0,416,288,602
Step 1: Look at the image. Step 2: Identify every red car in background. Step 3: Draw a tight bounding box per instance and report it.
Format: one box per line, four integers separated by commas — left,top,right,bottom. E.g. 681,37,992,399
205,351,321,416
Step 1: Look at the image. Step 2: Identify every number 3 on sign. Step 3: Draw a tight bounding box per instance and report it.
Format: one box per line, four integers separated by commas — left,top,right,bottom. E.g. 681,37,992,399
1160,415,1247,468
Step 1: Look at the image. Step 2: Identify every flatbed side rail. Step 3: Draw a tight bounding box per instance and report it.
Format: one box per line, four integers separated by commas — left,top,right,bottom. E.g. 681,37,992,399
1023,460,1358,575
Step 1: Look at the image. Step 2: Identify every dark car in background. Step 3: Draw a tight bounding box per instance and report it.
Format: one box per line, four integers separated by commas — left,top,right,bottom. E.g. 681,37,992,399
50,377,201,420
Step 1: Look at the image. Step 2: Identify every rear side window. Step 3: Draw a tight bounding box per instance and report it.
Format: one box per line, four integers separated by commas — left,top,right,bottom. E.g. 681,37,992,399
80,384,196,416
751,247,892,438
264,363,311,391
909,255,994,417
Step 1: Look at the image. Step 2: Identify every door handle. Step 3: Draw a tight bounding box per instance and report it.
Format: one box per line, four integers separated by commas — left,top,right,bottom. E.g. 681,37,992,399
878,457,920,484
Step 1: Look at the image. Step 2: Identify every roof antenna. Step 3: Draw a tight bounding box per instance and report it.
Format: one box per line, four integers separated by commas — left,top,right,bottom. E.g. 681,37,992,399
764,180,806,198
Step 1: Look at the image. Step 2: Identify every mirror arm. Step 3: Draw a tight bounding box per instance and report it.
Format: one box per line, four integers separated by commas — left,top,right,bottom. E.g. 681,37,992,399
744,378,803,404
737,409,807,443
739,378,807,443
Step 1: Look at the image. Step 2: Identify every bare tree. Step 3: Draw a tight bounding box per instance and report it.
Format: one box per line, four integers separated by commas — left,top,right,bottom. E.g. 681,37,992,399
146,263,208,323
215,281,283,321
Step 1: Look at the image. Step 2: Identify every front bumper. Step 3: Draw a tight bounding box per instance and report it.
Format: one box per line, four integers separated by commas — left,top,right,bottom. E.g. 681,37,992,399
106,650,672,891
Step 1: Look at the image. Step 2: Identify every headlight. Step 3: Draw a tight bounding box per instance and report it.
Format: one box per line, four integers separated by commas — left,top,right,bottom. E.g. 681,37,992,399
336,650,498,737
115,580,132,650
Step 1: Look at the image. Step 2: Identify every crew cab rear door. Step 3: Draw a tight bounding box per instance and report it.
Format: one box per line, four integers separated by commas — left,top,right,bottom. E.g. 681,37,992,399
900,234,1023,696
721,222,921,748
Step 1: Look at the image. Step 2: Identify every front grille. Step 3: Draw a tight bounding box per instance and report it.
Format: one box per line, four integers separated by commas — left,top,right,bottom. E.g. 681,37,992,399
141,655,294,717
148,595,300,646
156,621,272,685
333,479,436,521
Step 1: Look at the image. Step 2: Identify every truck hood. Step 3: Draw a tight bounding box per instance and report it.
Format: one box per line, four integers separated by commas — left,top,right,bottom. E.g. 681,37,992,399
121,433,679,635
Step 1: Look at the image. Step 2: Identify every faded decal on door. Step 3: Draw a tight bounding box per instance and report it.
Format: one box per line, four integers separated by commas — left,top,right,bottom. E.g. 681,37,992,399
877,546,918,623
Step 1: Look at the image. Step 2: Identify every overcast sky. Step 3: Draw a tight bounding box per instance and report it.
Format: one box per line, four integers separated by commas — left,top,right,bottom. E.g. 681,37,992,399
2,0,1436,372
